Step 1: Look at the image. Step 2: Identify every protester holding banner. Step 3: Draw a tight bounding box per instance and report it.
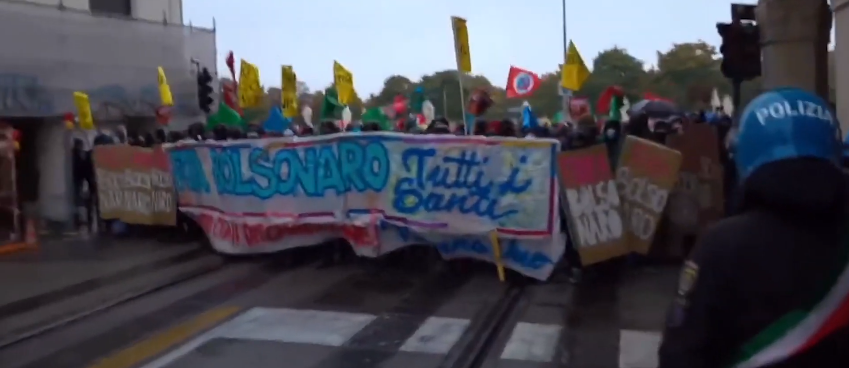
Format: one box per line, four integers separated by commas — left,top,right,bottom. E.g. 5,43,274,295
658,87,849,368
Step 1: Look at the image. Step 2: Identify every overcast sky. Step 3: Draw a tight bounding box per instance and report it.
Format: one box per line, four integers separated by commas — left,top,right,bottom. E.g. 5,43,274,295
184,0,747,95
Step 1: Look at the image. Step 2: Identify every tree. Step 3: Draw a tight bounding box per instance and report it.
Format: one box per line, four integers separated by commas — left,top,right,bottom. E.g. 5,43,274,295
649,41,730,108
418,71,494,120
368,75,415,108
363,71,500,121
524,72,562,117
296,81,310,95
578,47,647,107
356,39,771,119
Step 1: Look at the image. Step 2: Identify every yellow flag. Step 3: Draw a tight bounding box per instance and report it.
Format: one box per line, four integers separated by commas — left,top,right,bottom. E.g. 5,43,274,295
73,92,95,130
561,40,590,91
238,59,263,108
333,61,354,105
282,92,298,119
281,65,298,118
281,65,297,95
451,16,472,73
157,66,174,106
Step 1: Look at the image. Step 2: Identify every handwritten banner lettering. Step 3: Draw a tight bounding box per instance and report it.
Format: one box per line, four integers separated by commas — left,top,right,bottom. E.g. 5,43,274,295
557,144,627,265
189,212,564,281
167,133,562,279
93,145,176,226
615,136,682,254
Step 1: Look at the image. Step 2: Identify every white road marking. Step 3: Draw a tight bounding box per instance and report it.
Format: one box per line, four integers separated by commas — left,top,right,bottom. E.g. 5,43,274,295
138,306,574,367
216,307,377,346
619,329,662,368
399,316,470,354
500,322,563,362
139,307,376,368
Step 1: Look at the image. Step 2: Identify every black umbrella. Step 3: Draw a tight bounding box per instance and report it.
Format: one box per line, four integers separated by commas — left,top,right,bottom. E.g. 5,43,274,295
629,99,679,119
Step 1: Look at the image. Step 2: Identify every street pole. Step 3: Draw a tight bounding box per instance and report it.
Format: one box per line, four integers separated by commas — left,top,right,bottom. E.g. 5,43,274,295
561,0,571,123
732,78,742,120
443,86,448,118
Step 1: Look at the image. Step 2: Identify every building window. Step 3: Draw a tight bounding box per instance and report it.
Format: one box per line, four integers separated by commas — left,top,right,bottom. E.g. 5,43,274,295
89,0,132,17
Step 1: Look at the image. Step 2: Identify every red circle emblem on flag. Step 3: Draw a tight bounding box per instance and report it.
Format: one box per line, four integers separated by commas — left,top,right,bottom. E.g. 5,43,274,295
513,72,534,94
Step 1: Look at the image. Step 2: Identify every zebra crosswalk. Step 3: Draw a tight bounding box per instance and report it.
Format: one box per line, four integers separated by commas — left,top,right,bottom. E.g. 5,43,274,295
618,329,662,368
138,307,567,368
117,306,663,368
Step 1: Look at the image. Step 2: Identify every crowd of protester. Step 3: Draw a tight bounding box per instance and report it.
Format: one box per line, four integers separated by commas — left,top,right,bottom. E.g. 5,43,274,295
70,108,734,281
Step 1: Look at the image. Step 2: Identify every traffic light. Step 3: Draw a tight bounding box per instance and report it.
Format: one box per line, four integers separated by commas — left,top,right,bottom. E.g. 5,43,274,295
197,67,214,114
739,24,761,79
717,22,761,81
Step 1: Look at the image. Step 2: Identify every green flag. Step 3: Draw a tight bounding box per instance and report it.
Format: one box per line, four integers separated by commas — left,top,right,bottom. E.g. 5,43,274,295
409,87,425,114
207,102,244,129
320,87,344,121
609,95,623,121
552,111,563,125
362,107,390,131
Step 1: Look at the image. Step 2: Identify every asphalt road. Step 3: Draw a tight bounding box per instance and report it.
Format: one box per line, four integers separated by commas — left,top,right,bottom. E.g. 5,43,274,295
0,256,575,368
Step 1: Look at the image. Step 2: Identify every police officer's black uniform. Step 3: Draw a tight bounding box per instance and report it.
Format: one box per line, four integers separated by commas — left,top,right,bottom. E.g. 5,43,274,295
658,85,849,367
658,157,849,367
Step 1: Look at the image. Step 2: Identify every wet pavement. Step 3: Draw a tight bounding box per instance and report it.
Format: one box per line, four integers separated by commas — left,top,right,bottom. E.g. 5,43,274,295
567,265,679,368
0,238,202,308
0,237,214,351
0,255,575,368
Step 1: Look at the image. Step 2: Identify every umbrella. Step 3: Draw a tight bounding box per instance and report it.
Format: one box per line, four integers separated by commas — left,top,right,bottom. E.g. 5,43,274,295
629,99,679,119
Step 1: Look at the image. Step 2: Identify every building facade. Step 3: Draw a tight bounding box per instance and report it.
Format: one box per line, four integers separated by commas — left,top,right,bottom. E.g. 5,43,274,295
0,0,216,230
27,0,183,23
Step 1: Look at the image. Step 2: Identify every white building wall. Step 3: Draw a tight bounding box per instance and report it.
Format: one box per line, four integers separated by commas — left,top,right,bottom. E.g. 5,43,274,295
22,0,88,11
16,0,182,24
1,0,214,224
132,0,182,24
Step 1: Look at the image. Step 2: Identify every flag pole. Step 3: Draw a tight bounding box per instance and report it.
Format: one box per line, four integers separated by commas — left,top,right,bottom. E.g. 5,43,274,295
443,86,449,118
560,0,572,124
458,71,468,134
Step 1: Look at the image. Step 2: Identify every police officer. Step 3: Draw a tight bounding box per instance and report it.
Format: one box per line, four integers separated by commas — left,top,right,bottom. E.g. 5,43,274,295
658,87,849,368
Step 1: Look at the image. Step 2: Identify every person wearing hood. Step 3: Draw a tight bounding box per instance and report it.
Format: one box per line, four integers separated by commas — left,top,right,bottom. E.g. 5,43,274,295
425,118,451,134
658,87,849,368
566,115,599,149
473,120,489,136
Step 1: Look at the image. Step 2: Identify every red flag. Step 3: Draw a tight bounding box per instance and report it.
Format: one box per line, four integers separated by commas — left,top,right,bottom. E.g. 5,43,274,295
505,66,541,98
225,51,235,80
393,95,408,116
643,91,672,102
596,86,624,115
467,88,492,116
222,80,241,115
569,97,590,122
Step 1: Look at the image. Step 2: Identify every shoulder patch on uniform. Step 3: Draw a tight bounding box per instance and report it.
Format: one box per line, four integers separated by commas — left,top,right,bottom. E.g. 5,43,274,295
677,260,699,297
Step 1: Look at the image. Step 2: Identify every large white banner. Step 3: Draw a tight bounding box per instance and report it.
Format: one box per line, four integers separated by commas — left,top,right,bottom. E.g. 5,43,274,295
167,133,565,280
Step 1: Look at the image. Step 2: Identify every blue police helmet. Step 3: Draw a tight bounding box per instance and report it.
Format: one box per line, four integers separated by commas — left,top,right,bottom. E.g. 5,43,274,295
735,87,840,179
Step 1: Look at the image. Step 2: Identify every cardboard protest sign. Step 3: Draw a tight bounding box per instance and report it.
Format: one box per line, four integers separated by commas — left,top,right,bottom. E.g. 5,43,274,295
93,145,176,226
616,136,682,254
557,144,627,265
666,123,725,233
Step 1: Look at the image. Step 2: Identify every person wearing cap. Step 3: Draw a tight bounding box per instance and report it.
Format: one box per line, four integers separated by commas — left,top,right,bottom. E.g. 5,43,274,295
658,87,849,368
